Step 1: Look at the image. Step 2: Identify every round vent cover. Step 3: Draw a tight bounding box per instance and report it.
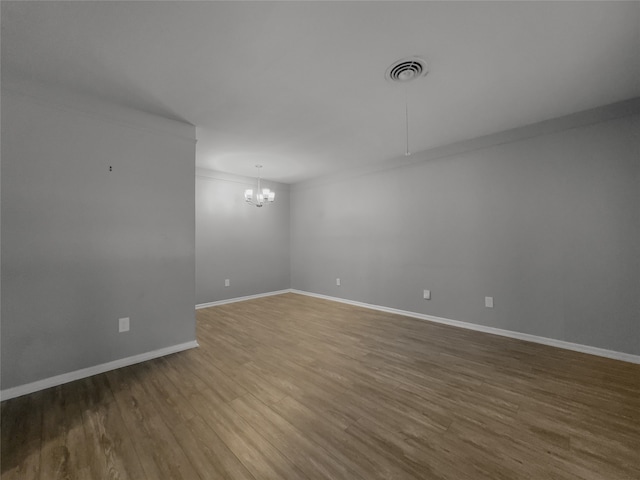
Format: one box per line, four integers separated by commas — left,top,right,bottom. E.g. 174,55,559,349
385,56,429,82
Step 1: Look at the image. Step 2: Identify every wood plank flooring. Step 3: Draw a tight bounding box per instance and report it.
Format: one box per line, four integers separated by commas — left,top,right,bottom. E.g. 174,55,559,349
2,292,639,479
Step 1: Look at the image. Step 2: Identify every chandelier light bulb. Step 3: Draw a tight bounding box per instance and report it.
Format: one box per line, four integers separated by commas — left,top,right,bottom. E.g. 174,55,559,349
244,165,275,208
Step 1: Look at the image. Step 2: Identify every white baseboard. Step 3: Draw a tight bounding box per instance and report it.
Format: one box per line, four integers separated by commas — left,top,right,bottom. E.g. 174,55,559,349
290,289,640,365
196,289,292,309
0,340,199,401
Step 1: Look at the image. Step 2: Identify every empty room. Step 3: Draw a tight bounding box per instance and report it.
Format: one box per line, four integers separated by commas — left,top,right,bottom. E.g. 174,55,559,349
1,1,639,479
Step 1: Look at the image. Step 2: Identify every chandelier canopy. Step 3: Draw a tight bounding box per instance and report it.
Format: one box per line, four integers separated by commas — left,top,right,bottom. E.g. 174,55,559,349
244,165,275,207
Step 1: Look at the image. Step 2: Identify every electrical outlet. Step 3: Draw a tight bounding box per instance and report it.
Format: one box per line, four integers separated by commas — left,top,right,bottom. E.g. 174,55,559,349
224,279,230,287
336,278,341,286
423,289,431,300
119,317,130,333
485,296,494,308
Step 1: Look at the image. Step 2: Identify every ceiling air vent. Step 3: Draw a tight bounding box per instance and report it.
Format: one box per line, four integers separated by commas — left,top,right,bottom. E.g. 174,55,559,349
385,56,429,83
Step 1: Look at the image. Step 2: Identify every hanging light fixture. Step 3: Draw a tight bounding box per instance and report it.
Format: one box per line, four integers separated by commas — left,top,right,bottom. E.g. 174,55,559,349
244,164,275,207
385,56,429,157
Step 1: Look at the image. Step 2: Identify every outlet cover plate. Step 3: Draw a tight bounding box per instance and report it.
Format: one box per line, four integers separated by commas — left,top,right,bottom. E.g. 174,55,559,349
119,317,130,333
485,297,494,308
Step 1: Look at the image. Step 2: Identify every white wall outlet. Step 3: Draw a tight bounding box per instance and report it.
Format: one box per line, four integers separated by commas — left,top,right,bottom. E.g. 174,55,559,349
423,289,431,300
119,317,130,333
485,296,494,308
336,278,341,286
224,279,230,287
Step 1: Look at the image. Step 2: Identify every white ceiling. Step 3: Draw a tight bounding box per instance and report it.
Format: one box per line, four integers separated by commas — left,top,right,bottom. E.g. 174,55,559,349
2,1,639,183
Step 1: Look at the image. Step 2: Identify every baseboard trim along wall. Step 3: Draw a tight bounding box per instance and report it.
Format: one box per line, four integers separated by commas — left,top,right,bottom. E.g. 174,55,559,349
290,290,640,365
9,286,632,401
0,340,199,401
196,289,292,309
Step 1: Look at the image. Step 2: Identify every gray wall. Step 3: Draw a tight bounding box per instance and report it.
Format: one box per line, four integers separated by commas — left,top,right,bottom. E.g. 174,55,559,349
291,110,640,355
196,170,290,305
1,84,197,390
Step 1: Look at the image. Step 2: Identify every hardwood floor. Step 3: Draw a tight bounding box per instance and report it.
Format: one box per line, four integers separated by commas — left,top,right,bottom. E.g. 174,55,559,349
2,292,639,479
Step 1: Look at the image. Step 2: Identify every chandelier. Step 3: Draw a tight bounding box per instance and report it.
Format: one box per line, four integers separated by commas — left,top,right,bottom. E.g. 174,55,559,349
244,165,275,207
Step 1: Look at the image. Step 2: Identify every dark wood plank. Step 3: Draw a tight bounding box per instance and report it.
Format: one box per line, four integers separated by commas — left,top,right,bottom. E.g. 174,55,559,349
0,392,43,480
136,358,255,480
78,375,147,479
105,365,201,480
39,386,74,480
